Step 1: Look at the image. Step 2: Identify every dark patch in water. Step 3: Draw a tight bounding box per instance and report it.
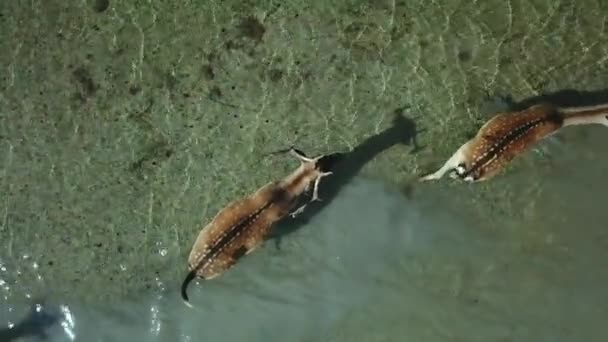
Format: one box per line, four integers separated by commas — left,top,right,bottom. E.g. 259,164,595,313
0,302,60,341
457,50,471,62
93,0,109,13
128,84,141,95
202,64,215,80
72,66,97,97
506,88,608,111
238,16,266,43
130,140,174,178
209,86,222,100
268,69,284,82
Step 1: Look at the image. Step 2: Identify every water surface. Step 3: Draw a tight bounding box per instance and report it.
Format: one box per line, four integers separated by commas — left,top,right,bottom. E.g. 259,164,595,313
2,0,608,341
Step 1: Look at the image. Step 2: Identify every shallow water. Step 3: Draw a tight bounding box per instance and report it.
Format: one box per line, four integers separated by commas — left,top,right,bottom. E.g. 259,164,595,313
3,0,608,341
4,139,608,341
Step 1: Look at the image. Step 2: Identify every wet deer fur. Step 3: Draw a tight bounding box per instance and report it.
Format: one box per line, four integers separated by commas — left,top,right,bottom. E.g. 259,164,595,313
420,102,608,182
180,148,341,307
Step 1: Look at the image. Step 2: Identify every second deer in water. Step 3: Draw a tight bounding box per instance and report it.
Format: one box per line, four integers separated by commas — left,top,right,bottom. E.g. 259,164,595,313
419,103,608,182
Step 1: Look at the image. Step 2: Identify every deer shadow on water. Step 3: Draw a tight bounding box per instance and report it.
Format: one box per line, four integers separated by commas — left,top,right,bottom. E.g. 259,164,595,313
269,109,423,249
424,87,608,177
0,301,61,341
487,88,608,113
